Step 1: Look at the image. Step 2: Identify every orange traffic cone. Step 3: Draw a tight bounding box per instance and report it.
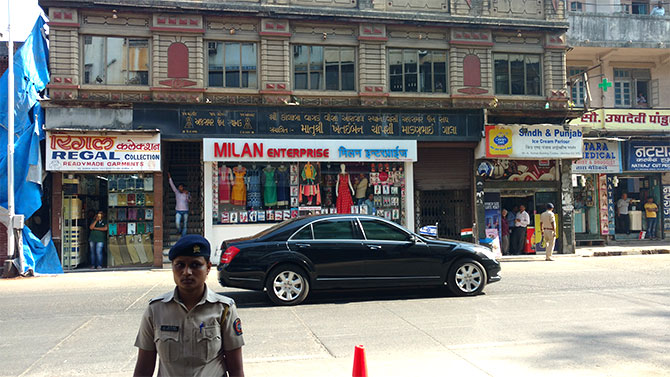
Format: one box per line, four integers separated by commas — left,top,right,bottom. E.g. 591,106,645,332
352,345,368,377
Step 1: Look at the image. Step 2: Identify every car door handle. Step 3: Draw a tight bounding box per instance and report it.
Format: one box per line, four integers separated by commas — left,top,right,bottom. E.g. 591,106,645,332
295,243,311,248
367,245,382,250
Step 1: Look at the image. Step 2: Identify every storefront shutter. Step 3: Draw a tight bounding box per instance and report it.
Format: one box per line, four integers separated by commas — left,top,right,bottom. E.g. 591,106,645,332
414,147,473,190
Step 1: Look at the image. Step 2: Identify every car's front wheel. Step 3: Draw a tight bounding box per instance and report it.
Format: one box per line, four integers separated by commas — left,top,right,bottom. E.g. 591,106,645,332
266,265,310,306
447,258,487,296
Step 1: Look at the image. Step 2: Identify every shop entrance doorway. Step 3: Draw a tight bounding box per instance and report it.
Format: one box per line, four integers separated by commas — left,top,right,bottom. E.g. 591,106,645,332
61,173,155,270
163,142,203,248
417,189,471,239
611,175,654,238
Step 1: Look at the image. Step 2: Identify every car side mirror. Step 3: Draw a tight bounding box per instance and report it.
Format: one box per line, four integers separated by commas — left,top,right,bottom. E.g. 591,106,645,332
409,235,417,244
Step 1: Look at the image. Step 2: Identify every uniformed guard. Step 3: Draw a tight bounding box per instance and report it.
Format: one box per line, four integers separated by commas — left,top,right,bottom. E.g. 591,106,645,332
133,235,245,377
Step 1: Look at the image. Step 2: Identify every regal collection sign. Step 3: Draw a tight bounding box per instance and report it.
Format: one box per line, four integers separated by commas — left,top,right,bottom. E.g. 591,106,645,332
133,106,483,141
46,132,161,171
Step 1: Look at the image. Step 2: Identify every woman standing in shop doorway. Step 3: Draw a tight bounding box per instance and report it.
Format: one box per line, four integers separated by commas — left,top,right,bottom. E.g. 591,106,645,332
88,211,108,269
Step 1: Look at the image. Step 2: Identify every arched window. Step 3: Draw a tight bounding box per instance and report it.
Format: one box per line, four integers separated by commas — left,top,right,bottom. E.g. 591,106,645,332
167,42,189,78
463,54,481,87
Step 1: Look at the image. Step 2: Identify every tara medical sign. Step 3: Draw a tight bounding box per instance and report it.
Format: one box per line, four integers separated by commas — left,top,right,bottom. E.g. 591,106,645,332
572,140,622,173
46,132,161,171
484,125,582,159
203,138,418,162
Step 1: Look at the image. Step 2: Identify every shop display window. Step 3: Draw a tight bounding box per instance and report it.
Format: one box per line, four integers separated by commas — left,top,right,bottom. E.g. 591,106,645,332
212,161,406,225
107,174,154,267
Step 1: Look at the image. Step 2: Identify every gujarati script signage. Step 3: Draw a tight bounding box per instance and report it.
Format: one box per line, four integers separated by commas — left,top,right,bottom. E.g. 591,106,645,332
133,106,483,140
569,109,670,131
46,132,161,171
203,138,418,162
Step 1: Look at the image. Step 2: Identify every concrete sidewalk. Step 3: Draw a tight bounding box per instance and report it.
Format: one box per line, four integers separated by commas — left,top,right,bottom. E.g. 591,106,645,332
500,240,670,262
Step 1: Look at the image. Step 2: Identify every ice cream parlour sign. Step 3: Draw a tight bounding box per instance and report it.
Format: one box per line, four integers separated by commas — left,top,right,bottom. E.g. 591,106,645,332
485,125,582,159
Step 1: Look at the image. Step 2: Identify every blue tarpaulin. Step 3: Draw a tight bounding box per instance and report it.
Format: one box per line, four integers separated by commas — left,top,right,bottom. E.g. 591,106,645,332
0,17,62,274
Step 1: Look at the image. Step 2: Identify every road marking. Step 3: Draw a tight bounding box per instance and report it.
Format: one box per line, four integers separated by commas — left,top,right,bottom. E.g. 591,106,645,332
18,317,95,377
124,281,162,312
290,307,336,358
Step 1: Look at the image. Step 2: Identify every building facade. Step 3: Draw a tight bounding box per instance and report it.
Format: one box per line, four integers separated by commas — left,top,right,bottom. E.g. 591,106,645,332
567,3,670,244
40,0,570,269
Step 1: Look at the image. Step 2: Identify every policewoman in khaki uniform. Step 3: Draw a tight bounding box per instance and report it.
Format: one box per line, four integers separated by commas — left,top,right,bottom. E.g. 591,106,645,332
133,235,245,377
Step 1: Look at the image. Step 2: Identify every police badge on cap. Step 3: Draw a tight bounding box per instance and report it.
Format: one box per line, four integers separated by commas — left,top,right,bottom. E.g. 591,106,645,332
168,235,211,261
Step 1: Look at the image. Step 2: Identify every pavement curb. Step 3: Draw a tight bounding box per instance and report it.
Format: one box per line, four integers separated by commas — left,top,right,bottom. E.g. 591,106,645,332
500,247,670,262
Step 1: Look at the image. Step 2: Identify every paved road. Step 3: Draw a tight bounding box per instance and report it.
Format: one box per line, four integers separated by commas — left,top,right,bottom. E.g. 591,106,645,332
1,255,669,377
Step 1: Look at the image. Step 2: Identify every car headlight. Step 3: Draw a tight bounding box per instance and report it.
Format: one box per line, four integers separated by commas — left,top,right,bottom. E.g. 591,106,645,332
476,246,497,261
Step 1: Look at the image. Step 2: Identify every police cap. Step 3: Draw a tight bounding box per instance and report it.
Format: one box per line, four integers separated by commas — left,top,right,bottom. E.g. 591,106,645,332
168,235,211,261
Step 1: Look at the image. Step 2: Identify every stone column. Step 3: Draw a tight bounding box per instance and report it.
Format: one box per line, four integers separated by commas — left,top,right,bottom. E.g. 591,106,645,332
560,159,576,254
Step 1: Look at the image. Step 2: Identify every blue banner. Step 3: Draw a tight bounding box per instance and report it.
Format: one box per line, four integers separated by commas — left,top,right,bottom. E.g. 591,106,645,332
625,141,670,172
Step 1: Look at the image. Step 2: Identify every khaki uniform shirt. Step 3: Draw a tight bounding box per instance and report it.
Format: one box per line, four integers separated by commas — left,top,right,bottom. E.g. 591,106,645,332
134,285,245,377
540,210,556,232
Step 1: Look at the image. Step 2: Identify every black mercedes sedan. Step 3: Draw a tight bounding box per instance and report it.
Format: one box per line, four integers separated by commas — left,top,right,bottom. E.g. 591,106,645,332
218,215,501,305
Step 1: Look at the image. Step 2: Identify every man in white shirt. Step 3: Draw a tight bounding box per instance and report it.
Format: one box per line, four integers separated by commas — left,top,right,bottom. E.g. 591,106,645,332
513,205,530,254
616,193,631,234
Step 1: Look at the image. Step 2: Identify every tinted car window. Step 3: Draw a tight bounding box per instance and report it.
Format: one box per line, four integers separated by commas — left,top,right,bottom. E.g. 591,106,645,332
292,225,313,240
312,219,357,240
361,220,411,241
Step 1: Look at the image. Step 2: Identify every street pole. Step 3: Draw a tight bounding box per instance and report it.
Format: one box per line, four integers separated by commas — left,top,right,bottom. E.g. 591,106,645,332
7,0,15,260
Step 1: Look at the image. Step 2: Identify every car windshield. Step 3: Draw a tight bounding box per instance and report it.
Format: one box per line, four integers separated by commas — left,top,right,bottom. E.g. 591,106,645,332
248,216,305,239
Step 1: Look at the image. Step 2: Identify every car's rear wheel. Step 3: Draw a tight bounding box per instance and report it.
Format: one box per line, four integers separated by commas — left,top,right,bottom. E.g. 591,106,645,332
447,258,487,296
266,265,310,306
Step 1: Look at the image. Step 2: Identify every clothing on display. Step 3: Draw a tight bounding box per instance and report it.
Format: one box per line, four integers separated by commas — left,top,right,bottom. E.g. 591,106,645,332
336,173,354,214
262,166,278,207
276,165,290,206
246,167,262,209
231,166,247,206
300,162,321,205
219,165,232,204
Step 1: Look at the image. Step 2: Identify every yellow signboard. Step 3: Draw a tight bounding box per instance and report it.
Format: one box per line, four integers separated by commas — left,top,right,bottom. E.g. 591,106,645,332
569,109,670,131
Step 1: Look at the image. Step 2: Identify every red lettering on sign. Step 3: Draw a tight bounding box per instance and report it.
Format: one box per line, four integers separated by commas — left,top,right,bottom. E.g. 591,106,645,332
214,143,225,158
253,143,263,158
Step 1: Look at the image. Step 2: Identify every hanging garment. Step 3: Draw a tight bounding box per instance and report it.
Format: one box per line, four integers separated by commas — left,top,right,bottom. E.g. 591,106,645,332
231,167,247,206
336,173,353,214
143,177,153,191
247,168,262,208
145,193,154,206
262,167,278,207
276,166,290,206
300,163,319,196
219,165,232,204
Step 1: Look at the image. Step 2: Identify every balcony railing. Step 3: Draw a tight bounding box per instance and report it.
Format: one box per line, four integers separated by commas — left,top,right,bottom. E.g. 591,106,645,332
567,10,670,47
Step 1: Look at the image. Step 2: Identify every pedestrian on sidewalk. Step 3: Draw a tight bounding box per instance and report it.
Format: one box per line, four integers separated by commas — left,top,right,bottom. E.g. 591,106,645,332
88,211,108,269
616,193,631,234
644,197,658,239
168,172,191,238
501,209,510,255
133,235,245,377
540,203,557,261
513,205,530,254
